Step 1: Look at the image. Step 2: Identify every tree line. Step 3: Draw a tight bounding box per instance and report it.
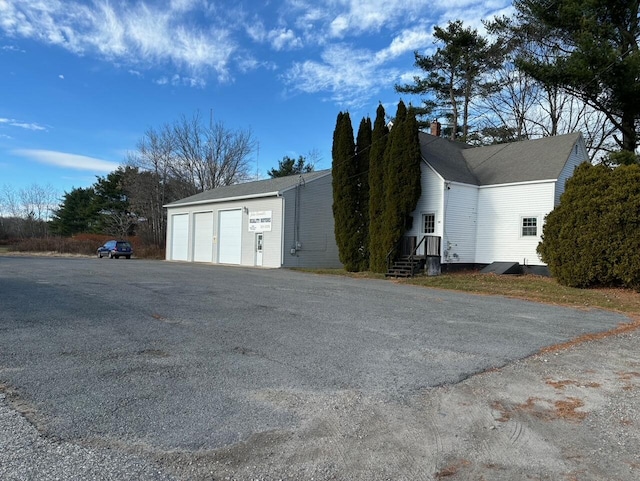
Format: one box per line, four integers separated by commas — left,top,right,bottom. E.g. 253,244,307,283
3,111,318,246
0,183,58,239
397,0,639,163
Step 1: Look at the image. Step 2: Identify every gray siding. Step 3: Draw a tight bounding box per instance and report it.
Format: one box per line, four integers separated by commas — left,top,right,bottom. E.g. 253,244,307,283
281,173,341,268
554,137,587,206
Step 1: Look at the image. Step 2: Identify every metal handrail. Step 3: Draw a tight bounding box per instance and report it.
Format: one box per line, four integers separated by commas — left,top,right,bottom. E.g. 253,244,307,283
386,235,441,276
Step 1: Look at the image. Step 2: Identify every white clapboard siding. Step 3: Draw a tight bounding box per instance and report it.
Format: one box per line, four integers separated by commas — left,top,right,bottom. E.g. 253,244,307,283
406,163,445,254
475,181,555,265
442,182,478,264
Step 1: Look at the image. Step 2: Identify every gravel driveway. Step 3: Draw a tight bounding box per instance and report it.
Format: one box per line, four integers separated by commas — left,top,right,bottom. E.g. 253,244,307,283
0,256,637,480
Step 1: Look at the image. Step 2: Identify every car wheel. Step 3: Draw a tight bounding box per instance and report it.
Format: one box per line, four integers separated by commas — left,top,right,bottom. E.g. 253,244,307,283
109,252,114,259
97,252,102,258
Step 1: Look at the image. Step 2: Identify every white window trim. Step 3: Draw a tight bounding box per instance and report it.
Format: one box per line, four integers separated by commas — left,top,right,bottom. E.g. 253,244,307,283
422,212,436,235
521,216,539,237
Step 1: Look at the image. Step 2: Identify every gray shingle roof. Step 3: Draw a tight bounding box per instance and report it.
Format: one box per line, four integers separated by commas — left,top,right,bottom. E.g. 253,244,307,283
421,132,582,185
165,169,331,207
419,132,476,184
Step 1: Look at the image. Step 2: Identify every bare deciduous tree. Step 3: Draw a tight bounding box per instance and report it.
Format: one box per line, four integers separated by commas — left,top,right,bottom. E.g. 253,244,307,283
171,112,255,193
0,183,59,238
126,112,255,246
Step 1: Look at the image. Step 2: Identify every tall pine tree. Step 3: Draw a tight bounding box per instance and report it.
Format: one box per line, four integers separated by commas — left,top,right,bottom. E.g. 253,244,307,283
368,104,390,272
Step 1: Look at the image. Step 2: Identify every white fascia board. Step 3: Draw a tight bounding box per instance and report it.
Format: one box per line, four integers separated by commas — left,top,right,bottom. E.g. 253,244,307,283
444,180,477,189
477,179,557,189
164,191,280,208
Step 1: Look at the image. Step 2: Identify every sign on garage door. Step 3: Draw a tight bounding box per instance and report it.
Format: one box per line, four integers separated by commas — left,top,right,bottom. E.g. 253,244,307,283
218,209,242,264
193,212,214,262
171,213,189,261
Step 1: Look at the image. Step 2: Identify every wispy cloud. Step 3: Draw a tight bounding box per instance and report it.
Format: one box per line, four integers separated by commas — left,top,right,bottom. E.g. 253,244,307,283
0,0,513,105
0,118,47,131
12,149,120,172
0,0,237,84
268,28,303,51
1,44,25,52
282,24,431,108
283,44,401,108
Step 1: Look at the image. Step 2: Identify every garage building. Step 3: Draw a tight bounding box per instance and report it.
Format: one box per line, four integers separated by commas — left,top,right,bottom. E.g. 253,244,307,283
164,170,341,268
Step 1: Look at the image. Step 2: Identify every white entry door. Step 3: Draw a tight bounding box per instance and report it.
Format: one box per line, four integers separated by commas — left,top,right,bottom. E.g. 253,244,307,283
193,212,214,262
421,212,436,255
255,233,263,266
218,209,242,264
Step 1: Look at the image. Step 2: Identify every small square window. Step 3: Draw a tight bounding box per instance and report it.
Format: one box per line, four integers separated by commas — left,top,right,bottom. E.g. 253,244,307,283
522,217,537,236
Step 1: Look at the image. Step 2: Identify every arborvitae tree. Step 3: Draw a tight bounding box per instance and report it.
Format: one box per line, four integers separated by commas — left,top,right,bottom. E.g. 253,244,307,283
369,104,390,272
331,112,359,271
399,106,423,217
538,163,640,288
381,101,409,263
354,116,372,271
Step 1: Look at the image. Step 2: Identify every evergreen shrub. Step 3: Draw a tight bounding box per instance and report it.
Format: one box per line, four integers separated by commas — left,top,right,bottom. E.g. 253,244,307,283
538,163,640,289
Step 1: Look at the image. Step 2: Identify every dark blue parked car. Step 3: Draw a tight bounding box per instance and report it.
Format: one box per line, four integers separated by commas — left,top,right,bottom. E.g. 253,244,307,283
97,240,133,259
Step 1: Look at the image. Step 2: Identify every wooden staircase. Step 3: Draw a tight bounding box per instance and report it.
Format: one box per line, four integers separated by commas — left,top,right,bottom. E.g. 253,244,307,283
385,255,425,278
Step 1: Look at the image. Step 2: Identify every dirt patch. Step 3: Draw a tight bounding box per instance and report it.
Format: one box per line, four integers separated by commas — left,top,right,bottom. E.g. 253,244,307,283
545,378,601,389
140,331,640,481
539,316,640,353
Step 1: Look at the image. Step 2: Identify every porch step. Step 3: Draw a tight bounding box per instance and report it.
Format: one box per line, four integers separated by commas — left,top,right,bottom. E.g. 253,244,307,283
385,256,425,278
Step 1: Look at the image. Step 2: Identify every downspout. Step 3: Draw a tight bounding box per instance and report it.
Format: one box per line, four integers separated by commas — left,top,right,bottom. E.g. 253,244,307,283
291,175,305,255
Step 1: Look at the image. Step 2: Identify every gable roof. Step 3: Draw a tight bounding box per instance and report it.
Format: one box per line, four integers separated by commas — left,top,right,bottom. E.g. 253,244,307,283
165,169,331,208
421,131,583,186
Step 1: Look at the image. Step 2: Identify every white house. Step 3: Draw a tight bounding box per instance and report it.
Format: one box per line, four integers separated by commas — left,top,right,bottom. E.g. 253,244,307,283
164,170,341,268
404,129,588,270
164,130,587,272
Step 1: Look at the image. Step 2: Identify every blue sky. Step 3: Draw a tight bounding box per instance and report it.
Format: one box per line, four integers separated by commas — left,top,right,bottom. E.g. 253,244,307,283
0,0,512,201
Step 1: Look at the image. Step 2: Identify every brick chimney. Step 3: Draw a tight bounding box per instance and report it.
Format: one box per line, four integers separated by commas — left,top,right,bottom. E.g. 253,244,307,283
430,120,441,137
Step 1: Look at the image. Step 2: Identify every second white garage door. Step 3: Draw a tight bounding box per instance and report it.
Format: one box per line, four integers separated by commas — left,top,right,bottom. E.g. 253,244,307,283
218,209,242,264
193,212,214,262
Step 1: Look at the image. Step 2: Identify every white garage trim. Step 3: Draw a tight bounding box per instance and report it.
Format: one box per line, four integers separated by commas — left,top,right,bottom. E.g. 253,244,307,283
193,211,214,262
218,209,242,264
171,213,189,261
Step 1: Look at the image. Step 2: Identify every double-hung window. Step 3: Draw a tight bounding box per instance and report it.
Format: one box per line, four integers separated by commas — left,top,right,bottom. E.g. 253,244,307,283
522,217,538,237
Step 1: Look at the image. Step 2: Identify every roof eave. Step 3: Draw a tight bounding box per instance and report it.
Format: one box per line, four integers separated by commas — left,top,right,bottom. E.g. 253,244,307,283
164,191,280,208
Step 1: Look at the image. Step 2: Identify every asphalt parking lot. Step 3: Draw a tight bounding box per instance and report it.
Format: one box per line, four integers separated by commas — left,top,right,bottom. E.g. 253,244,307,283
0,256,636,480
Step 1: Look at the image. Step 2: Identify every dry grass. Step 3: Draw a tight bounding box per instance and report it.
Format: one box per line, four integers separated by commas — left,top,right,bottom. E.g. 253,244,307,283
405,272,640,314
300,268,640,316
3,235,165,259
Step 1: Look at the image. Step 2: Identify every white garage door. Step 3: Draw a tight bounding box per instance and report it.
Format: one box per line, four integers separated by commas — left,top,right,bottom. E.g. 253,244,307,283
171,213,189,261
193,212,214,262
218,209,242,264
